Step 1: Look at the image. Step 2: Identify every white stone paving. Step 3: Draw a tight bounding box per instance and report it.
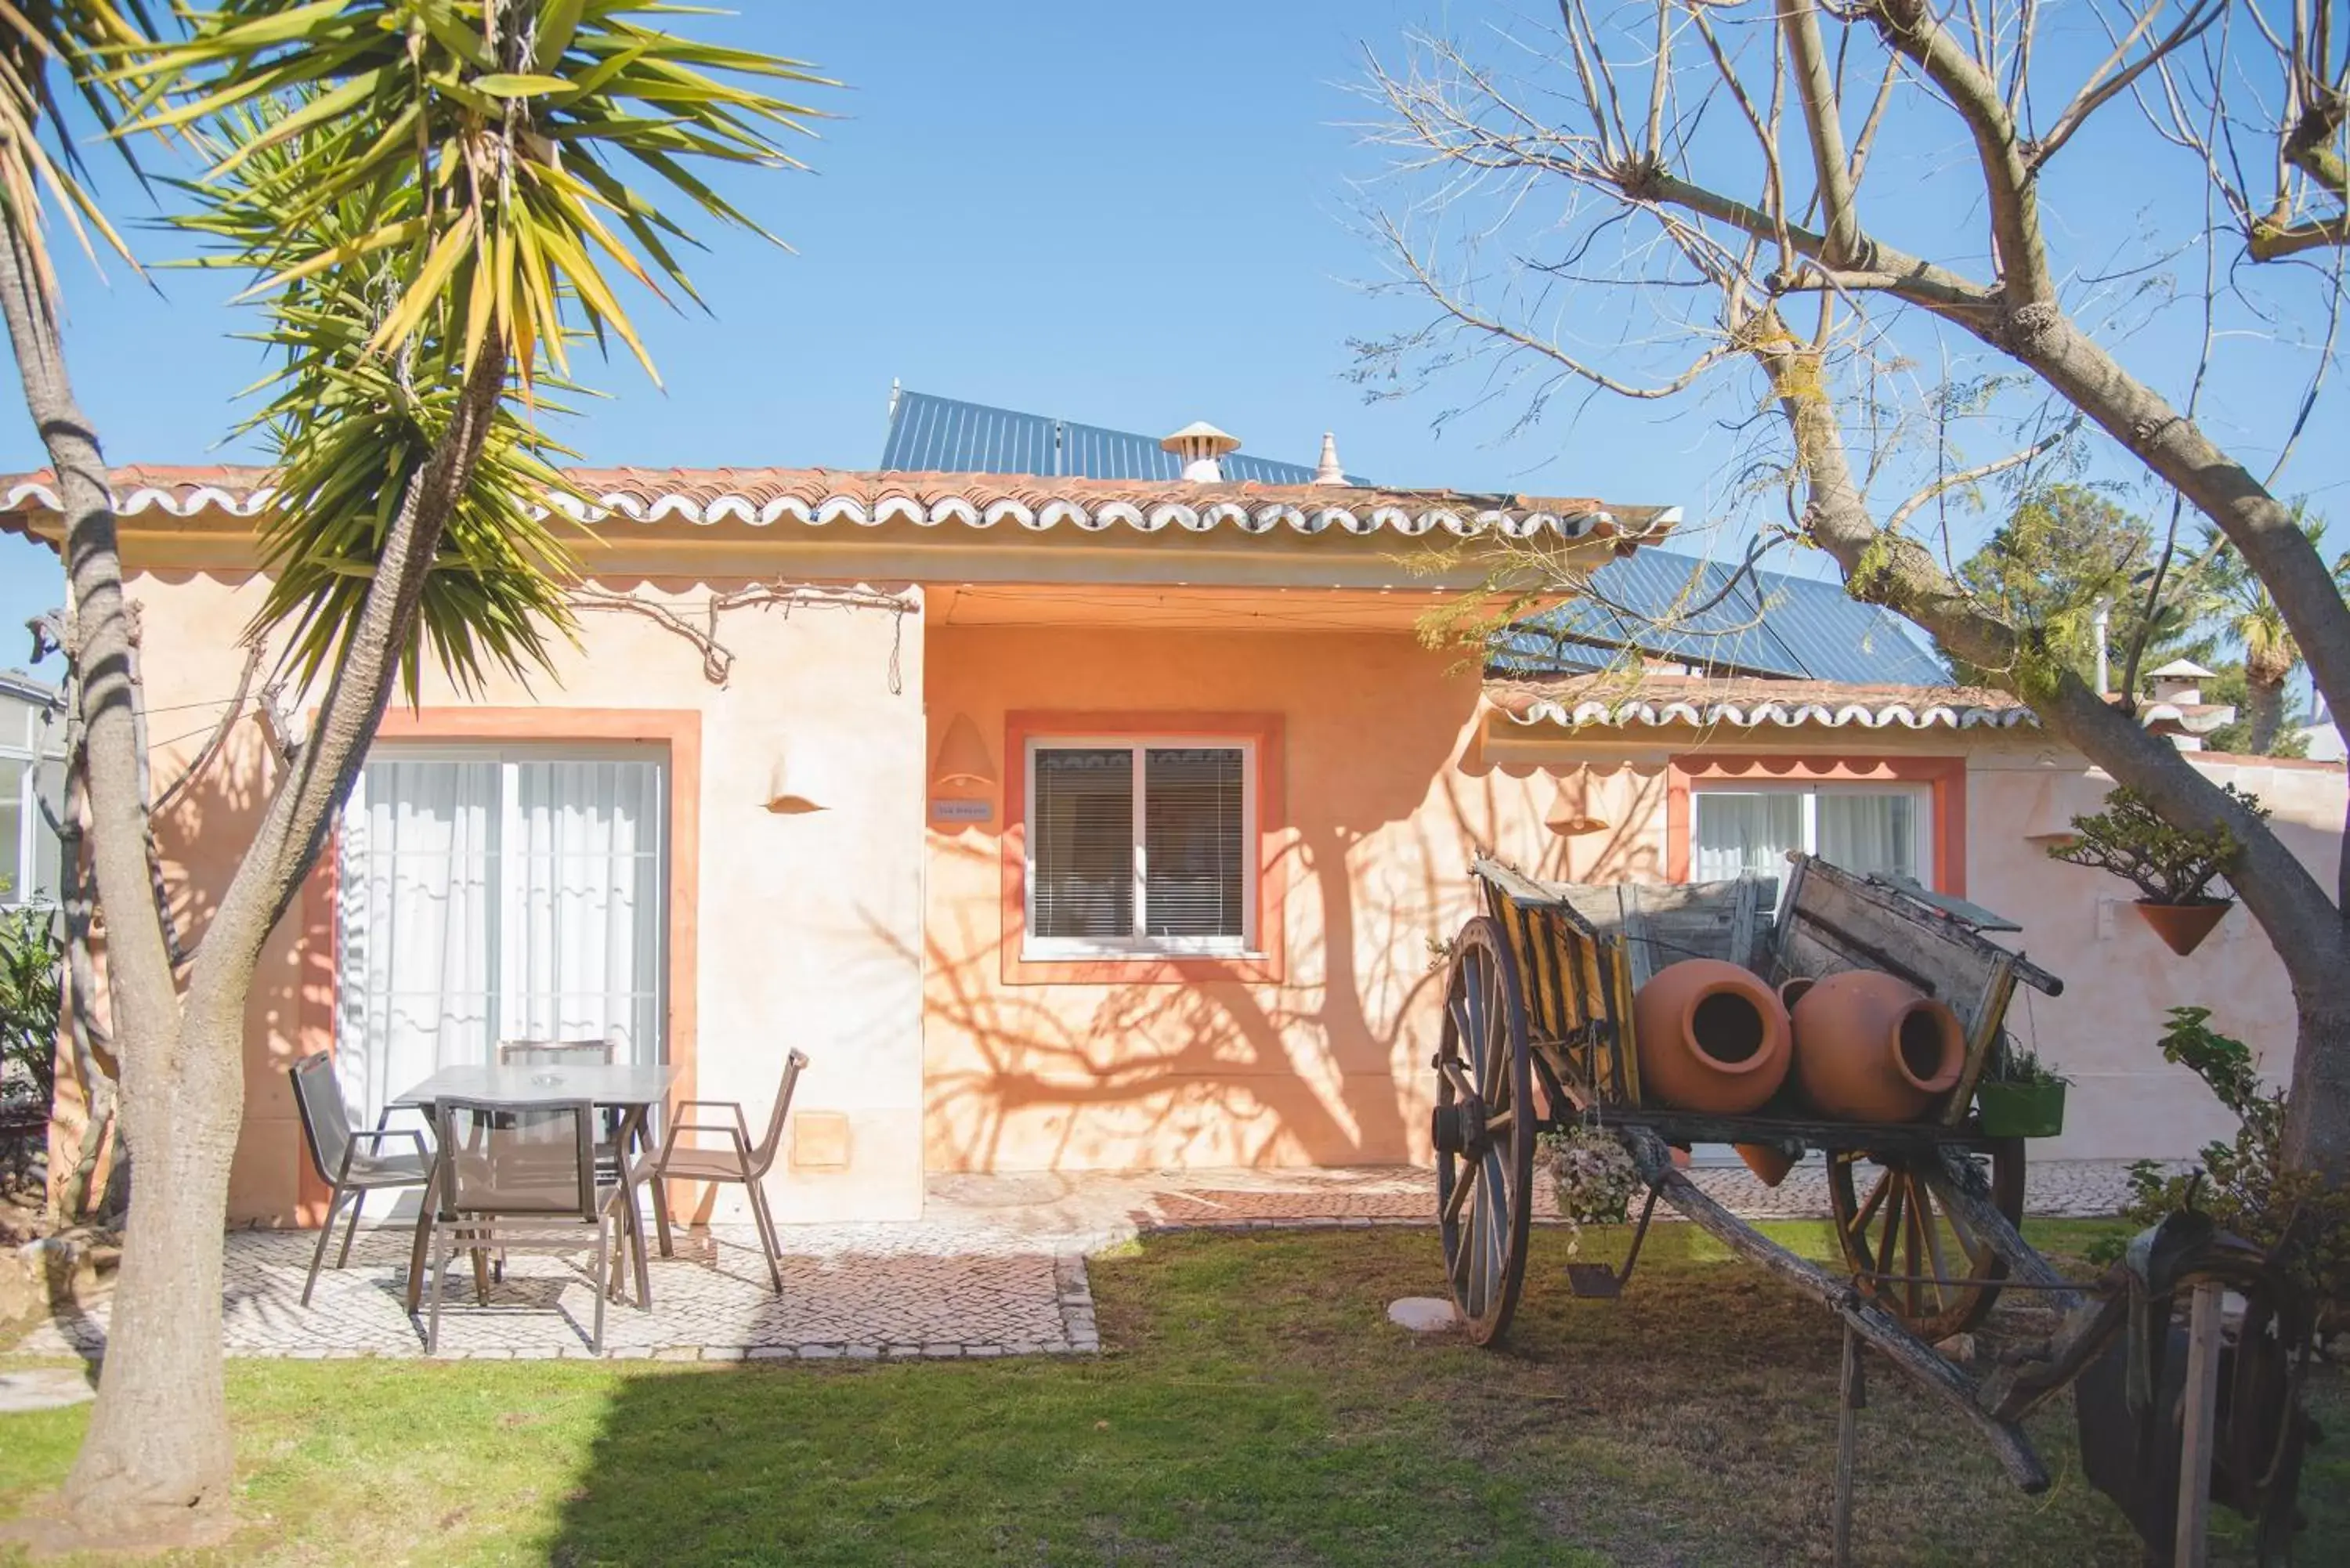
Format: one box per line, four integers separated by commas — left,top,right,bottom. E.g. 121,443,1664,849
5,1161,2143,1364
16,1226,1094,1363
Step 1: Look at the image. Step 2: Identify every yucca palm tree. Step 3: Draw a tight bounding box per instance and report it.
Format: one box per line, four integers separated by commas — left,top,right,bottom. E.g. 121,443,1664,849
0,4,827,1545
2204,514,2337,755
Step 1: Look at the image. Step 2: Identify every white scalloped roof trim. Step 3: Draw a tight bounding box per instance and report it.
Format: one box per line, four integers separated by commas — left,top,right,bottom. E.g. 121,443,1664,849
1499,694,2040,732
2,478,1640,541
2139,701,2236,735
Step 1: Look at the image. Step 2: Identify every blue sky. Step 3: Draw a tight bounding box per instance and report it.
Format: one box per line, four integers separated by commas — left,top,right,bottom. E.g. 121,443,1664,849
3,1,2343,678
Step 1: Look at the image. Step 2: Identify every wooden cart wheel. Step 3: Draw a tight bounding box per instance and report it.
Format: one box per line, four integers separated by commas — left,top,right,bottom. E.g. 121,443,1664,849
1828,1139,2026,1341
1433,916,1536,1346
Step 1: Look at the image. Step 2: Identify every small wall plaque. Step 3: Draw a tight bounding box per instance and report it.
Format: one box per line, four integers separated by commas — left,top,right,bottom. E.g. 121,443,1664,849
931,798,992,822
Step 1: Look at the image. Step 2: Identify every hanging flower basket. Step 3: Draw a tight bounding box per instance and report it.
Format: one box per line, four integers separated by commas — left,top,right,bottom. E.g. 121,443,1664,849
2135,899,2232,957
2046,786,2265,960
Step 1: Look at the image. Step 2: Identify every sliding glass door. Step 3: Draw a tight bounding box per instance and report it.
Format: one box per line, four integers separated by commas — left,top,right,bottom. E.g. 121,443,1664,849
335,748,666,1120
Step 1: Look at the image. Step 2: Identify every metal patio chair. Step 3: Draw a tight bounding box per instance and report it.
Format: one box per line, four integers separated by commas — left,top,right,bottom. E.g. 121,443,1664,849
288,1051,432,1308
492,1038,643,1274
498,1039,631,1157
421,1096,631,1355
648,1050,808,1293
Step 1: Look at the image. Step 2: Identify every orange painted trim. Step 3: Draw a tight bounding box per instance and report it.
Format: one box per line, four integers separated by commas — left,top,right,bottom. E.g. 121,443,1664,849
1665,754,1967,896
1000,710,1286,985
294,848,337,1226
327,708,703,1210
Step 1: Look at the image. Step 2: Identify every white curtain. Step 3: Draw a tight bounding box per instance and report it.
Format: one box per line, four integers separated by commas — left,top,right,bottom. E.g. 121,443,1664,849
337,760,498,1121
336,754,663,1121
1817,792,1918,881
506,761,662,1063
1692,792,1804,883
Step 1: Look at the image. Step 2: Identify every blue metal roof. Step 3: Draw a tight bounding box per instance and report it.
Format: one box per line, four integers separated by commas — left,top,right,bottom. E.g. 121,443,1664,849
877,387,1947,686
881,388,1354,486
1494,555,1949,685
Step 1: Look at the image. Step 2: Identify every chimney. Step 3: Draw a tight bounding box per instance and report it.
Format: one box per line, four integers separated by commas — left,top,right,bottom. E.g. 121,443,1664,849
1314,432,1346,486
1160,421,1241,483
2146,658,2214,707
2091,598,2112,696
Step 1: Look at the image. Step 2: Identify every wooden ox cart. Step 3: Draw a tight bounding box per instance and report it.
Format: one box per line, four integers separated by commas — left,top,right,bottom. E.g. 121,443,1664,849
1431,853,2078,1490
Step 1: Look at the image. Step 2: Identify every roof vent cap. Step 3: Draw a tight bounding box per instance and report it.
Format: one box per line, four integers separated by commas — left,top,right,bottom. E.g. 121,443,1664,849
1313,432,1346,486
1160,421,1241,483
2147,657,2214,706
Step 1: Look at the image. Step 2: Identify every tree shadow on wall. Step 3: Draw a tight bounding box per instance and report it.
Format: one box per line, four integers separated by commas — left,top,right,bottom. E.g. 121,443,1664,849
908,749,1666,1176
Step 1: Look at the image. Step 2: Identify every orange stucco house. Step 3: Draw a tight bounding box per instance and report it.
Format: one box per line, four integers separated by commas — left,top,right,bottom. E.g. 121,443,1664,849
4,399,2340,1227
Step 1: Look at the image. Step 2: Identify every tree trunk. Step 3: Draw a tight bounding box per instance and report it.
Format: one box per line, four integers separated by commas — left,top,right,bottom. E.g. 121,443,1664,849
0,215,230,1542
1753,323,2350,1186
2246,674,2287,757
2287,982,2350,1186
57,341,508,1541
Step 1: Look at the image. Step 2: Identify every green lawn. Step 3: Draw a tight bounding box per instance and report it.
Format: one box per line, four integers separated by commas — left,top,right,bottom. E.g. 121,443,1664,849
2,1220,2342,1565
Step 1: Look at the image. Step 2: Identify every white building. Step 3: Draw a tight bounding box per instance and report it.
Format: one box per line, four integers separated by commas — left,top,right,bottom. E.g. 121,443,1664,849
0,668,64,906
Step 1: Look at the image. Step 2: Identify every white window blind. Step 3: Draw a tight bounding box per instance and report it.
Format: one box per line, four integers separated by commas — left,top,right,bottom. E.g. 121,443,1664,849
1031,748,1133,940
1144,748,1244,938
1028,739,1254,956
335,749,666,1120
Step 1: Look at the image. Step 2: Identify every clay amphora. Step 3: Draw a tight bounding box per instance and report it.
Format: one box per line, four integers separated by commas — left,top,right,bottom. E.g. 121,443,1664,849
1788,970,1965,1122
1632,959,1792,1115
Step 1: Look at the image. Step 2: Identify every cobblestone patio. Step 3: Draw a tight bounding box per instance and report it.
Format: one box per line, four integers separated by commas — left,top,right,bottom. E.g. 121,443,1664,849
7,1161,2136,1364
17,1227,1096,1363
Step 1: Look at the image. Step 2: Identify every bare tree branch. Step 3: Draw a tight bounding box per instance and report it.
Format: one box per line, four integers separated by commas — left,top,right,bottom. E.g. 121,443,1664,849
1885,418,2080,535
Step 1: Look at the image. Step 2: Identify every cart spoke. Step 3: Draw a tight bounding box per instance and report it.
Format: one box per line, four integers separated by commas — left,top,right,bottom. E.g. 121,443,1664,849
1461,954,1488,1088
1901,1180,1927,1318
1442,1156,1478,1228
1875,1179,1906,1278
1479,1146,1509,1306
1918,1187,1954,1313
1845,1164,1890,1241
1480,961,1508,1104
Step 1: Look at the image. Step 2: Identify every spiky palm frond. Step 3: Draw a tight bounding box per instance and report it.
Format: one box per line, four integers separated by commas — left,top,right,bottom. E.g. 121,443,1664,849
0,2,155,309
2201,513,2330,685
143,4,830,695
134,1,830,387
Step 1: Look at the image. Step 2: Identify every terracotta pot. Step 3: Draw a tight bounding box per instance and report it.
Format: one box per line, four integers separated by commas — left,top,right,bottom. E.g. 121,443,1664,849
1788,970,1965,1122
1735,1142,1797,1186
2135,899,2230,957
1632,959,1792,1115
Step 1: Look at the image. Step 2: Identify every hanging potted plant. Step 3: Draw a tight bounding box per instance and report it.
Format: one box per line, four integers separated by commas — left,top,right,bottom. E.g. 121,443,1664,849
1974,1039,2070,1139
2047,784,2268,956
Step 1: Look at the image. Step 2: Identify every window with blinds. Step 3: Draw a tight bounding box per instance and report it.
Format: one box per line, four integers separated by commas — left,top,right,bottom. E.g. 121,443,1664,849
1027,739,1253,956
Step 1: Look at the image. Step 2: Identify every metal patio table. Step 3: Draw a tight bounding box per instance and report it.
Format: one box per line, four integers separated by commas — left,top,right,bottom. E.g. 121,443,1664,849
390,1061,678,1314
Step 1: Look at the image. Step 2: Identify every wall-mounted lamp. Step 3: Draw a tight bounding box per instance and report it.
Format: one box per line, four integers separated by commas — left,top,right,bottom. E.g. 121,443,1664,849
764,748,830,815
1546,772,1611,837
2020,773,2102,846
931,713,997,793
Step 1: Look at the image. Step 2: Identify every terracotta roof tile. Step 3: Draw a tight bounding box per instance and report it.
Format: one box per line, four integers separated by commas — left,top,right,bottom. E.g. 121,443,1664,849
0,464,1672,544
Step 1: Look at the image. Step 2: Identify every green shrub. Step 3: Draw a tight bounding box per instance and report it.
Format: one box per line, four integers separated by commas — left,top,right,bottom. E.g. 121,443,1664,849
2115,1006,2350,1326
2048,785,2268,905
0,905,62,1115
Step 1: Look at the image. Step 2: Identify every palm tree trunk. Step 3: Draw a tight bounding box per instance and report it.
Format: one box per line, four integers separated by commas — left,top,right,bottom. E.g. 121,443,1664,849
2246,673,2288,757
0,222,234,1537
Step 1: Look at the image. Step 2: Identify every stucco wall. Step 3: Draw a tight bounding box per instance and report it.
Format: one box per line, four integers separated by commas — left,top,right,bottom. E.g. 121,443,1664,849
1967,751,2344,1162
922,624,1574,1172
1474,720,2346,1164
125,569,927,1226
